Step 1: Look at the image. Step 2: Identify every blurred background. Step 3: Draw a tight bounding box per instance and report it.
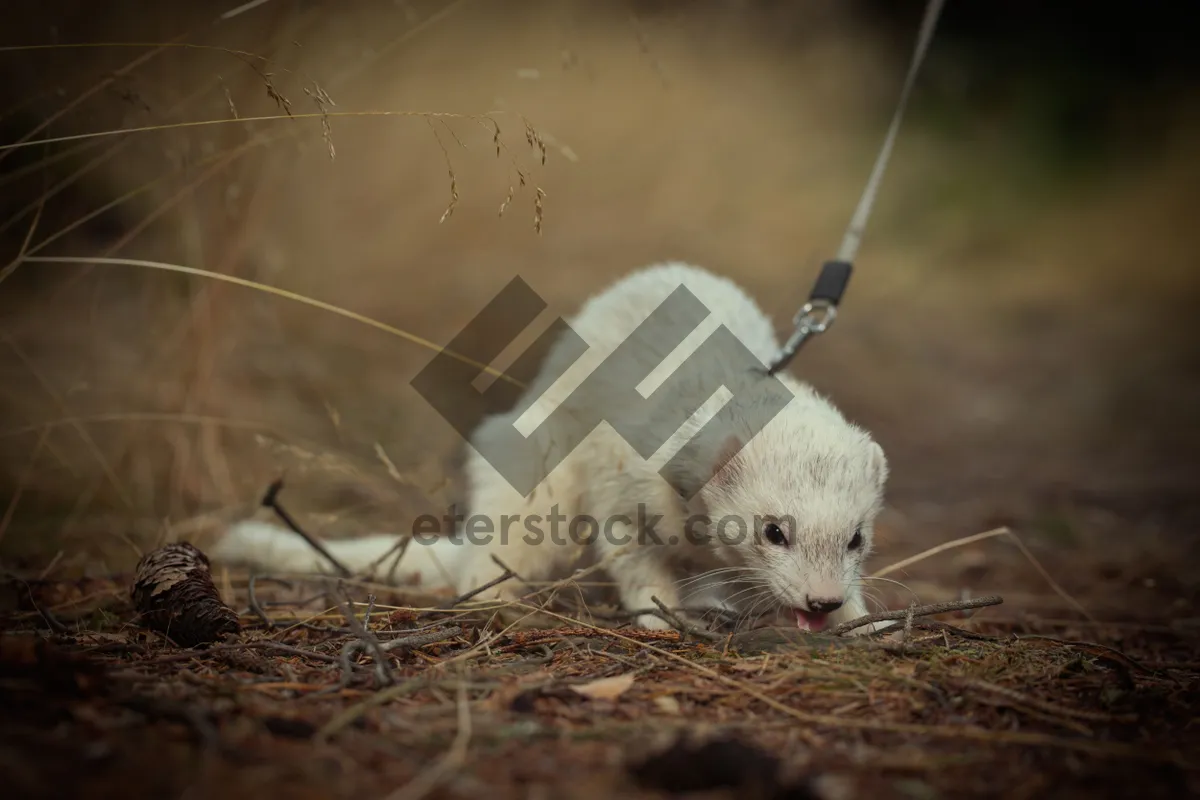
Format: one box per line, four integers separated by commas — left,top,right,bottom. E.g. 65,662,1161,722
0,0,1196,621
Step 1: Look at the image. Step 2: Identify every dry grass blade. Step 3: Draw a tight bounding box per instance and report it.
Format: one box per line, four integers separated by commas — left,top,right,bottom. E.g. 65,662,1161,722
1,104,547,233
325,0,472,90
218,0,275,20
0,411,287,441
17,137,266,261
428,119,459,223
1003,531,1096,623
0,109,528,153
0,42,273,61
872,526,1095,623
871,527,1010,579
0,139,101,191
0,197,44,285
0,39,176,166
21,255,523,387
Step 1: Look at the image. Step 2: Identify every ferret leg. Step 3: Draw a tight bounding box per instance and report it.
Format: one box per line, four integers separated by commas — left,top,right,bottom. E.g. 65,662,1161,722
830,587,878,635
595,523,684,630
452,509,590,608
452,530,546,602
454,445,573,602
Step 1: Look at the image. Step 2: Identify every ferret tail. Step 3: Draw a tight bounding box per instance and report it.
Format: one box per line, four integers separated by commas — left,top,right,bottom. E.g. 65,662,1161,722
209,520,463,591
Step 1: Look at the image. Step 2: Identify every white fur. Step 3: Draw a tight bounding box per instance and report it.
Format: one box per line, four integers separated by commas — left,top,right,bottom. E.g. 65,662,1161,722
210,520,468,583
212,263,888,633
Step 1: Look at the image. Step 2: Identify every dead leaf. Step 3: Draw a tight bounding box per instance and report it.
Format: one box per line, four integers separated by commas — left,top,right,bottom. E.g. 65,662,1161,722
569,673,636,701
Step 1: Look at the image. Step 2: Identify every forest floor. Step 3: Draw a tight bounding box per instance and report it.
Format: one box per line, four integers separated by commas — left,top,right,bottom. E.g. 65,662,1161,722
3,535,1198,800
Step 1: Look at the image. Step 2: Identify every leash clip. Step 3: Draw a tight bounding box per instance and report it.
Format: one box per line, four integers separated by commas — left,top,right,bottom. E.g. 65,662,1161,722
765,301,836,375
793,297,838,335
765,259,851,375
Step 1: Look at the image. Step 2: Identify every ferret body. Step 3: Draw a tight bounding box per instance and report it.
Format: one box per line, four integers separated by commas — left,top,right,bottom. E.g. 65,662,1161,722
214,263,888,633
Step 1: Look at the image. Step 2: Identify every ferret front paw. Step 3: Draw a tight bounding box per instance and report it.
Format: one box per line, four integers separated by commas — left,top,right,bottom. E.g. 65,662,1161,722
635,613,675,631
829,598,878,636
635,609,718,634
841,620,881,636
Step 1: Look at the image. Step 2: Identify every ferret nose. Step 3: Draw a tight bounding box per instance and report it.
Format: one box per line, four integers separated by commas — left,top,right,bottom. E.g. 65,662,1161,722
806,596,843,614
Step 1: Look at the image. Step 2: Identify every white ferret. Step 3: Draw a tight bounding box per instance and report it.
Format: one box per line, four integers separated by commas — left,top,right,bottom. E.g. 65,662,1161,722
213,263,888,633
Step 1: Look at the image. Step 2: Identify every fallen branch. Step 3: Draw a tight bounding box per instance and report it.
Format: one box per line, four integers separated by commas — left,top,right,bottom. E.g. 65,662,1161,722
828,595,1004,636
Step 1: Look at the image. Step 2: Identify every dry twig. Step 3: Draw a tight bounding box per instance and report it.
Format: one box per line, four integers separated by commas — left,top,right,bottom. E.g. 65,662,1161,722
261,479,352,578
334,584,395,687
828,595,1004,636
649,595,721,643
441,569,516,610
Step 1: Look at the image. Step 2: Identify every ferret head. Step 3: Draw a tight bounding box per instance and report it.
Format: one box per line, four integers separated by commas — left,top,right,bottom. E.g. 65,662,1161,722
692,388,888,632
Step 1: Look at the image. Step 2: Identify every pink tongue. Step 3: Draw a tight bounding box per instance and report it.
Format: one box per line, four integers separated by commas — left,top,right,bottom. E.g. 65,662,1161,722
793,608,829,632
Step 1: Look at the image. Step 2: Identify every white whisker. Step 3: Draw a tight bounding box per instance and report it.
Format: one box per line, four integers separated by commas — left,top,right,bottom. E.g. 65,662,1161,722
674,565,766,591
859,575,921,605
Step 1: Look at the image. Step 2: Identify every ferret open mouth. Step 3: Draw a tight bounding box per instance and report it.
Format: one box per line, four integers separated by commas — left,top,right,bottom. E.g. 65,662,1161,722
792,608,829,632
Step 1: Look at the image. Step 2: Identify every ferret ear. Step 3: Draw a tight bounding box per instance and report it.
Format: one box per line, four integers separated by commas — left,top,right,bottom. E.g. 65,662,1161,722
868,441,888,487
710,434,745,487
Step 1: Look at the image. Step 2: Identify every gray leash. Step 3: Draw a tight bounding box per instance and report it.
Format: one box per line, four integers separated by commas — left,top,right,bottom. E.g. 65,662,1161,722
765,0,947,375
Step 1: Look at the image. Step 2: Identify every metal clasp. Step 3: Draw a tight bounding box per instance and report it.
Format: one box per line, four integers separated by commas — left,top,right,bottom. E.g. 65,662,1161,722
764,299,838,375
793,298,838,335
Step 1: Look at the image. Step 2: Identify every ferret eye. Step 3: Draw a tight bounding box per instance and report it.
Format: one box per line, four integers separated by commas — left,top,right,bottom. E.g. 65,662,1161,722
762,523,787,547
848,527,864,551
